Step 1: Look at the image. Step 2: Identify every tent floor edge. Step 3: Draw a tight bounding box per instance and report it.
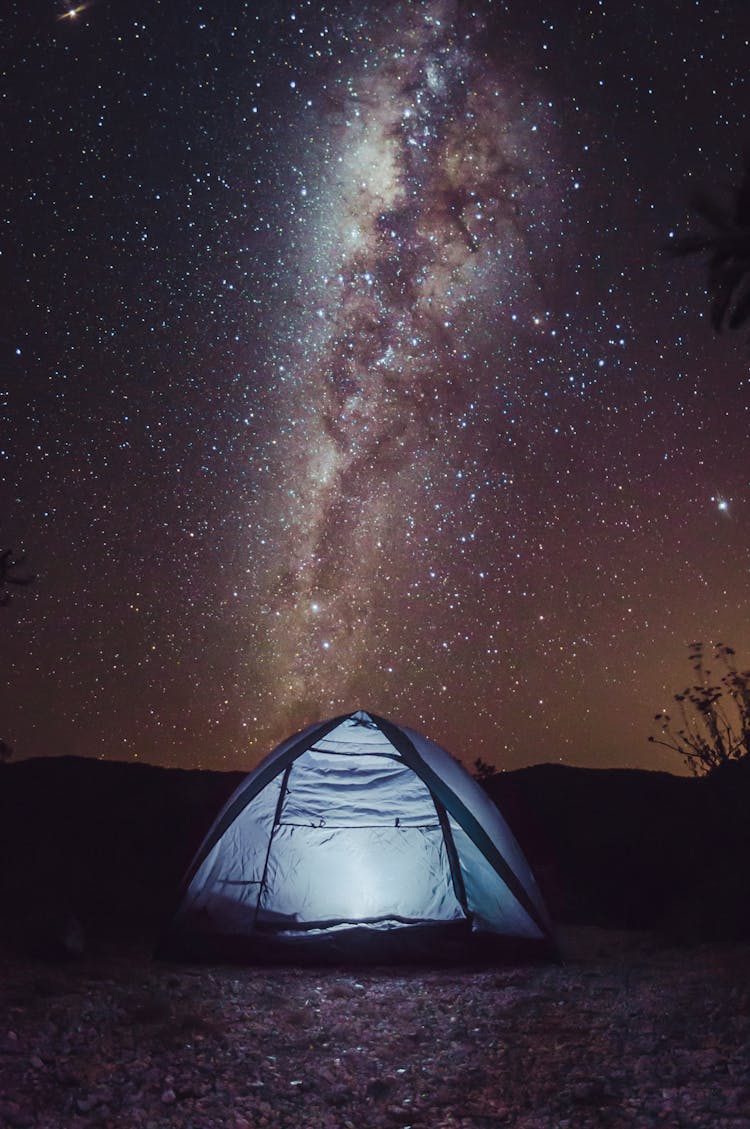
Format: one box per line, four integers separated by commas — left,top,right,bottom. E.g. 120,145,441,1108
153,920,555,967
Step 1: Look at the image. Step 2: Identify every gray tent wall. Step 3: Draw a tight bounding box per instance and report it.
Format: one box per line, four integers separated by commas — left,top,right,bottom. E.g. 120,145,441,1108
160,711,555,959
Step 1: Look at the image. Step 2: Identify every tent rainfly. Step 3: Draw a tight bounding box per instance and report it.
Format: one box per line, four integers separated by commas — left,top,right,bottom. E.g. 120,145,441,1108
158,711,556,961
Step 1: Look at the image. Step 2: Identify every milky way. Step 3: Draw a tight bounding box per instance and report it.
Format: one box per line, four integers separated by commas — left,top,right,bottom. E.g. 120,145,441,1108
257,1,552,736
2,0,750,772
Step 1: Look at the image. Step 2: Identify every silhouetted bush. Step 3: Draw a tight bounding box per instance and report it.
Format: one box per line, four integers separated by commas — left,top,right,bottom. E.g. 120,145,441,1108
650,642,750,775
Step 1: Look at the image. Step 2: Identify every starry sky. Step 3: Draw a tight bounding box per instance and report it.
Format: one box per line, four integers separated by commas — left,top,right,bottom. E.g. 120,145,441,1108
2,0,749,773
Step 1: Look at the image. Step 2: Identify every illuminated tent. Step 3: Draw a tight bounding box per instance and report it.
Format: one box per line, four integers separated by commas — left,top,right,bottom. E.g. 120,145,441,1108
159,711,555,961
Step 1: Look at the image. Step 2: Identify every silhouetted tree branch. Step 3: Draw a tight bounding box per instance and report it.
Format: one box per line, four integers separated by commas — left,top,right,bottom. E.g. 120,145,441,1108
1,547,35,764
472,757,498,784
667,155,750,334
0,548,35,606
649,642,750,775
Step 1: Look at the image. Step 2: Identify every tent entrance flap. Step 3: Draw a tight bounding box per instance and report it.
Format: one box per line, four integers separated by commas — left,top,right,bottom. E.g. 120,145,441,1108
256,823,464,928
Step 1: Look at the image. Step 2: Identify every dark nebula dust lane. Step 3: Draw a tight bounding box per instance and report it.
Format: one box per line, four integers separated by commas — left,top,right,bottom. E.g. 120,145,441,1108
2,0,749,770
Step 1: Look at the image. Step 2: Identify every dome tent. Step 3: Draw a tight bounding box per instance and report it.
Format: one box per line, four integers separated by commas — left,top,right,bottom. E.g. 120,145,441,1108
159,711,556,962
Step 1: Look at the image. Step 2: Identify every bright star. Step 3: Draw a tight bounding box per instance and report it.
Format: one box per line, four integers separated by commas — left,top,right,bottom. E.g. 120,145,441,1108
57,4,89,20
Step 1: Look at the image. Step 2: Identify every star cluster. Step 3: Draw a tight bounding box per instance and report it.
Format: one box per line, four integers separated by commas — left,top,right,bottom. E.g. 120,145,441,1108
2,0,749,771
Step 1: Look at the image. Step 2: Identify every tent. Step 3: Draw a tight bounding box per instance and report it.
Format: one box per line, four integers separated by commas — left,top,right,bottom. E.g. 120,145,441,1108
159,710,555,961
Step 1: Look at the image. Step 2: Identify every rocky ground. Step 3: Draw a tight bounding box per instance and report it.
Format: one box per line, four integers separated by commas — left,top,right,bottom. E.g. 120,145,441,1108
1,929,749,1129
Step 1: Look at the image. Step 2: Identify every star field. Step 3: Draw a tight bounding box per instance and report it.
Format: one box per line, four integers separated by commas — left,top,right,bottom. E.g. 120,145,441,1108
2,0,750,772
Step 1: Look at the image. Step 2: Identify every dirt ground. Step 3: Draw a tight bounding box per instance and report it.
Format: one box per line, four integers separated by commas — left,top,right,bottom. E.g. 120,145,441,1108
1,929,749,1129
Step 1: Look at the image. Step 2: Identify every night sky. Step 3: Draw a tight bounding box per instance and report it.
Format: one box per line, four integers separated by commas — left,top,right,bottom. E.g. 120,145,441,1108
3,0,749,773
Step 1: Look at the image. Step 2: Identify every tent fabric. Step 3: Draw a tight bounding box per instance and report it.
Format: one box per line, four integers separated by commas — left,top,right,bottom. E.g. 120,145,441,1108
159,711,555,961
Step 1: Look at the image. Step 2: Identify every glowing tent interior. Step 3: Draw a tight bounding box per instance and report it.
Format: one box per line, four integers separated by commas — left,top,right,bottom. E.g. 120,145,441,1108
158,711,556,961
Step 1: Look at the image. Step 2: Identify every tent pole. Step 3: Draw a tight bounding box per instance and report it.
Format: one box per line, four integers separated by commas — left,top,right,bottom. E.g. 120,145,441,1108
252,762,293,931
432,796,470,920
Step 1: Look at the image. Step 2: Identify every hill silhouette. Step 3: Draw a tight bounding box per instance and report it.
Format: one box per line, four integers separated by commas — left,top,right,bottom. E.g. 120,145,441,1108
1,755,748,955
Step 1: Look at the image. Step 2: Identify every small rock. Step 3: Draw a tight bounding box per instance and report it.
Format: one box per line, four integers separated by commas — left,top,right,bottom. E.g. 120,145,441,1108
366,1076,394,1099
161,1088,176,1105
6,1112,34,1129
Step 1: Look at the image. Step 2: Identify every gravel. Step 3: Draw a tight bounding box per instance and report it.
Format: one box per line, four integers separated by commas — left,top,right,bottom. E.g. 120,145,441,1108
1,928,749,1129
